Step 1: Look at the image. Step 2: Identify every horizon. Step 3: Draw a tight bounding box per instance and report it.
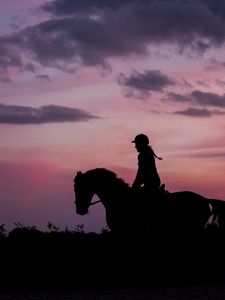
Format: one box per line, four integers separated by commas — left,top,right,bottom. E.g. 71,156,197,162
1,0,225,233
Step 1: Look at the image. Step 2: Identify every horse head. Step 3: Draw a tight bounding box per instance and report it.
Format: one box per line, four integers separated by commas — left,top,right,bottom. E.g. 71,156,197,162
74,171,95,215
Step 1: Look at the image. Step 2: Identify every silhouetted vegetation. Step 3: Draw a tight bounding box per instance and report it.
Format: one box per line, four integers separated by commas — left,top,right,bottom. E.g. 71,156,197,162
1,221,225,290
1,166,224,290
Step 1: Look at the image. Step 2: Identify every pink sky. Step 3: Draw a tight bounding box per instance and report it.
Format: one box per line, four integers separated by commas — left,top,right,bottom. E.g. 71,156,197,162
1,0,225,232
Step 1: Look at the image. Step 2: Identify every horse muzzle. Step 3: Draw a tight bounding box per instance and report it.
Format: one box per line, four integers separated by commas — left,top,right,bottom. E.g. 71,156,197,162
76,208,89,215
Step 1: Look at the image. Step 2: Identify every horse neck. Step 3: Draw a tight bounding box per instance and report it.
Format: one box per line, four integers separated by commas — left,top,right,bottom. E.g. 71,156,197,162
94,177,128,208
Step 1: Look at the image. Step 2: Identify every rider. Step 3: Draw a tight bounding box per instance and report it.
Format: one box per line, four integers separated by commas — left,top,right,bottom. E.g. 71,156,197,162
132,133,162,197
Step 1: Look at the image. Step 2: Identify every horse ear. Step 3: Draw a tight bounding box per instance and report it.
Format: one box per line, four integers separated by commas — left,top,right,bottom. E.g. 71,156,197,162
74,171,82,182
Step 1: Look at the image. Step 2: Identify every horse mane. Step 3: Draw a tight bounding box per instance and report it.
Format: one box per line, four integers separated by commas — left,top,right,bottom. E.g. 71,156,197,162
85,168,129,189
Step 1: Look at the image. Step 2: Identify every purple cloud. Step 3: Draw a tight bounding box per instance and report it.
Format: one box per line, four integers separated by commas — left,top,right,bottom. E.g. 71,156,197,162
42,0,225,21
0,0,225,80
118,70,175,99
35,74,50,82
0,103,99,124
168,90,225,107
174,107,224,117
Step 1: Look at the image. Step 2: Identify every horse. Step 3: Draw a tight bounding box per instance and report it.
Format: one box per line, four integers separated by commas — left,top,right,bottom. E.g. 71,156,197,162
74,168,213,236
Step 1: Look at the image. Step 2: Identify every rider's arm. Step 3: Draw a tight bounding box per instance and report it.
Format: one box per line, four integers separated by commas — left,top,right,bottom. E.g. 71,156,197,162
132,154,144,188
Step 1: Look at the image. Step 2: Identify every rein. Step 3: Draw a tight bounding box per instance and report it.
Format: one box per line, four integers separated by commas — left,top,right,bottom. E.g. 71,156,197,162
89,199,101,206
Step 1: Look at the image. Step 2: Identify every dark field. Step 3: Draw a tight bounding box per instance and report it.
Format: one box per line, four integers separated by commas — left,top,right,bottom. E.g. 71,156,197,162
1,225,225,298
2,285,225,300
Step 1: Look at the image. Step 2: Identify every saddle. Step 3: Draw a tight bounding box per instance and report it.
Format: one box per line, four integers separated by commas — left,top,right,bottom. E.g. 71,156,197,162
132,183,169,199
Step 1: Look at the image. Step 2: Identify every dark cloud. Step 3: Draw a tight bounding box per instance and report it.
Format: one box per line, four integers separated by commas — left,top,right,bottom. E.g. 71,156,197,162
118,70,175,91
167,90,225,107
0,44,23,69
149,106,225,117
188,151,225,158
0,103,99,124
37,1,225,56
167,92,188,102
0,44,23,82
41,0,225,53
174,107,214,117
202,0,225,19
42,0,146,15
191,90,225,107
42,0,225,20
174,107,225,117
35,74,50,82
1,15,147,73
196,80,210,88
180,78,193,89
9,13,26,31
0,0,225,80
118,70,175,99
205,58,225,71
24,63,37,73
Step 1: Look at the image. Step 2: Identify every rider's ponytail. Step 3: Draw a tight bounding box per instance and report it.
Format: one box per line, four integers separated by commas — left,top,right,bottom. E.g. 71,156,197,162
150,146,163,160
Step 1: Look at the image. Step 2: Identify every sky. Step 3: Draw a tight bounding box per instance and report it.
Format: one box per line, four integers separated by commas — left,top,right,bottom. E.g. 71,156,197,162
1,0,225,233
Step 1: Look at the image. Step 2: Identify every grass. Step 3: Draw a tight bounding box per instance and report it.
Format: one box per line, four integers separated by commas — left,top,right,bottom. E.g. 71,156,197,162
0,222,225,290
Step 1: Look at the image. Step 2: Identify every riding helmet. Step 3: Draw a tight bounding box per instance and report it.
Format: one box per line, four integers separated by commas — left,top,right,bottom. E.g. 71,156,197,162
132,134,149,145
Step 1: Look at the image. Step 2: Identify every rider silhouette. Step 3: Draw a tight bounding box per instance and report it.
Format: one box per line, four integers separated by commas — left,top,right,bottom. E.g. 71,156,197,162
132,134,162,196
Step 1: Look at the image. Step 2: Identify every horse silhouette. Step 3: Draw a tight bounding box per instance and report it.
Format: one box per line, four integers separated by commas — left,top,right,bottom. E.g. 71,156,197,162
74,168,219,236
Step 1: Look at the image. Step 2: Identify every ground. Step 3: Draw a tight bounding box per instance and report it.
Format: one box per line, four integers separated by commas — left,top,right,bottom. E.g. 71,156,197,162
1,285,225,300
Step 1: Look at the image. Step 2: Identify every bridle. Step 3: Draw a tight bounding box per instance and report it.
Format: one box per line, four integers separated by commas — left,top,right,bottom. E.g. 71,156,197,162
89,199,101,206
74,180,101,207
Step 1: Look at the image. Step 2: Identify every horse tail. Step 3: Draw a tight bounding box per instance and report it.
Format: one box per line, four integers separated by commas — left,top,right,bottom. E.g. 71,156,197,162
208,199,225,231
